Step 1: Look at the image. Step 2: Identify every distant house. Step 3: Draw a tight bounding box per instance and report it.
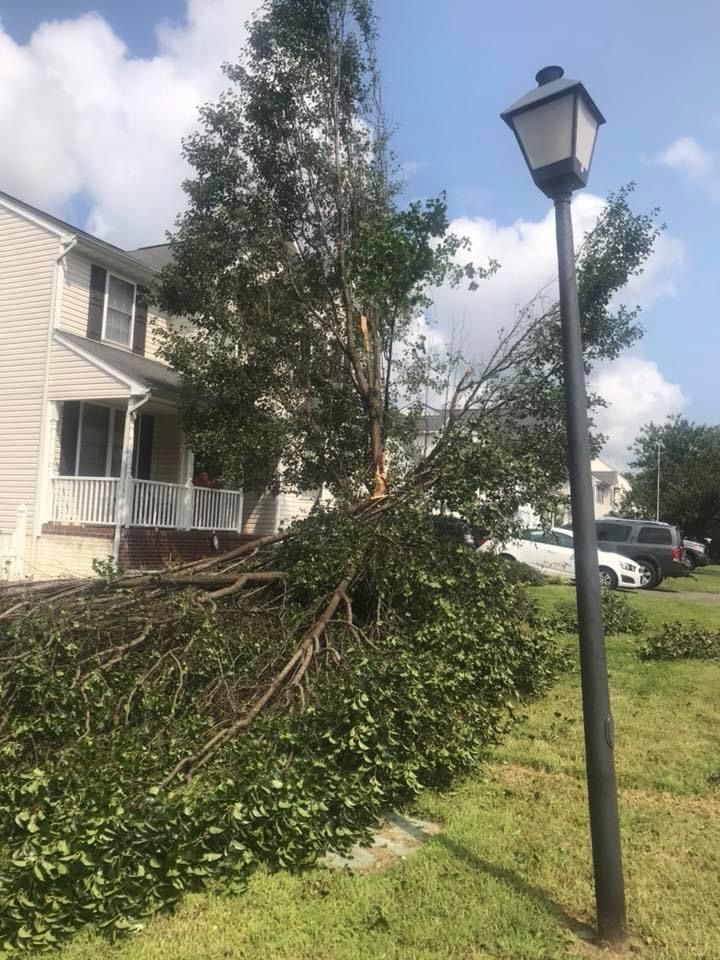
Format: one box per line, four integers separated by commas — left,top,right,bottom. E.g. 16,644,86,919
556,457,632,524
414,412,632,529
0,191,318,579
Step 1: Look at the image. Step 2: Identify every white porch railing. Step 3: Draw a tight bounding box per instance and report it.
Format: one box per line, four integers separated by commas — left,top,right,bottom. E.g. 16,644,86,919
50,478,244,532
132,479,182,528
192,487,243,531
51,477,119,525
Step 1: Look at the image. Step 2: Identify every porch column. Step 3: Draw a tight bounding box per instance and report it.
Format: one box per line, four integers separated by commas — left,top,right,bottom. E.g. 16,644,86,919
112,394,148,559
178,446,195,530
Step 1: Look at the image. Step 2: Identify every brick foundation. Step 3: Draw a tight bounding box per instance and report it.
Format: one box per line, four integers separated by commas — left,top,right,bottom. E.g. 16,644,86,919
119,528,257,568
42,523,114,540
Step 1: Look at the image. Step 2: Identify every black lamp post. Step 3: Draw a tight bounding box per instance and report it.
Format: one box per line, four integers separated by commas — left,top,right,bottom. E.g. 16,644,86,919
501,67,626,947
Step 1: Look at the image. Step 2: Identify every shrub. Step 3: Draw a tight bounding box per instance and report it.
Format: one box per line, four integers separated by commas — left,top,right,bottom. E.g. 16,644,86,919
497,558,546,586
638,621,720,661
551,589,646,636
0,509,565,952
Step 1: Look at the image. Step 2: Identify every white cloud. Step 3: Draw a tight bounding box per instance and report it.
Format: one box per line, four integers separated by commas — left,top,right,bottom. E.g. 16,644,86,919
654,136,720,200
421,197,686,464
427,193,684,362
400,160,428,177
0,0,259,246
655,136,714,179
589,357,686,468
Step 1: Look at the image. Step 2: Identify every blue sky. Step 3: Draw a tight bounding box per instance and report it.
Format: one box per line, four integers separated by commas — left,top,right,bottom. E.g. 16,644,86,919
1,0,718,462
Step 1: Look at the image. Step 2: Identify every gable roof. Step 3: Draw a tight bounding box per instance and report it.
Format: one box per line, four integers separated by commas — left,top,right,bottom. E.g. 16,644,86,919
129,244,174,271
0,189,160,282
56,331,180,401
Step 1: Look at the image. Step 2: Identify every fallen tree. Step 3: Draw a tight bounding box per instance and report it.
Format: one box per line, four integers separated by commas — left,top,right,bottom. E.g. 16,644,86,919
0,0,662,950
0,498,569,950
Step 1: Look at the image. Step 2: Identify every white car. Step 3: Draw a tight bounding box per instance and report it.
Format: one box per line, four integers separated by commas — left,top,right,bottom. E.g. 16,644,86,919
480,527,643,589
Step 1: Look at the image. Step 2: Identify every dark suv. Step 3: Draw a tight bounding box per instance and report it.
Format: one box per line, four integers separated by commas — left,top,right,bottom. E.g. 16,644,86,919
594,518,688,589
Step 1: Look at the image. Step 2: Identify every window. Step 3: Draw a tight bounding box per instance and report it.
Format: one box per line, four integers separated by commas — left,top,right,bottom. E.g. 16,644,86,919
638,526,672,545
597,523,632,543
59,401,126,477
522,529,548,543
103,274,136,346
595,484,607,504
553,531,574,549
78,404,110,476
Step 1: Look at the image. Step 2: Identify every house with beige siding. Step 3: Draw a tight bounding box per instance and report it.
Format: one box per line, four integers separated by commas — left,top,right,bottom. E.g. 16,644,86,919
0,191,319,579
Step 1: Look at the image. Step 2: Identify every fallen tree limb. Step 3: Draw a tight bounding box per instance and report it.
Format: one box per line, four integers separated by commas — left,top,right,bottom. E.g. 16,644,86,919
160,570,354,787
199,570,288,602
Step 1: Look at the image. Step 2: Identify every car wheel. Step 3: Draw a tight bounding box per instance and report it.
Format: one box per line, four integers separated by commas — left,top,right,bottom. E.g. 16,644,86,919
599,566,618,590
499,553,516,562
637,560,660,590
684,553,697,571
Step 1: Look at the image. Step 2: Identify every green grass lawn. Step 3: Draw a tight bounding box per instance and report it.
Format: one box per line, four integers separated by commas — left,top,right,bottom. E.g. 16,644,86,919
658,564,720,594
59,587,720,960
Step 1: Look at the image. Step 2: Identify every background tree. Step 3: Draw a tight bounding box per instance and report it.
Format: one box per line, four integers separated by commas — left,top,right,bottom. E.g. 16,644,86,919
622,415,720,548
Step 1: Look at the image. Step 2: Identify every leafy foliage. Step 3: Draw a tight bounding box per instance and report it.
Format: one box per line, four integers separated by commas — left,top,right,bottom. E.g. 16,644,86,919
494,557,547,586
158,0,488,497
0,506,564,953
621,415,720,540
638,621,720,662
157,0,661,511
550,589,646,636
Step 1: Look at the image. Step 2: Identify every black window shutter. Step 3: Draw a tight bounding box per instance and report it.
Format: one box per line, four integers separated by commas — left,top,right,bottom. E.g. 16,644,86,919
133,287,148,355
59,401,80,476
87,265,106,340
133,415,154,480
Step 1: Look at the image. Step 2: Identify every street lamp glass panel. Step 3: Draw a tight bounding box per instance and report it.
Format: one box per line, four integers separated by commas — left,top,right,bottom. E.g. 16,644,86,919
501,69,605,197
511,94,575,171
575,95,600,174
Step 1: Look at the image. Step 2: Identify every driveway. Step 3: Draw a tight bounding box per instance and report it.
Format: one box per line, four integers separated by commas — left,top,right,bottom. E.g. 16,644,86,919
647,589,720,603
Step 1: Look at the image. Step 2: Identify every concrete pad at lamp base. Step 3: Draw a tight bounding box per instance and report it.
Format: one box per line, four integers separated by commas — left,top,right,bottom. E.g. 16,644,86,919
321,812,441,873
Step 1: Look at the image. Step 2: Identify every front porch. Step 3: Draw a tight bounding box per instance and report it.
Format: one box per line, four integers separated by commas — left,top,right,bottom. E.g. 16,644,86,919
46,396,244,533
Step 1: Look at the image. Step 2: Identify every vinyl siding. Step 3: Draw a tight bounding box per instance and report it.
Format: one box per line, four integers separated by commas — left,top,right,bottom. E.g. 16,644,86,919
59,250,91,336
276,489,321,529
240,488,321,536
48,339,131,401
242,491,279,536
150,415,182,483
145,309,171,363
0,206,58,530
33,533,112,579
59,249,170,363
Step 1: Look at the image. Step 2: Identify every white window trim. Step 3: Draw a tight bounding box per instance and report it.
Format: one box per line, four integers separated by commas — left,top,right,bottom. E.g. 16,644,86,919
101,271,137,349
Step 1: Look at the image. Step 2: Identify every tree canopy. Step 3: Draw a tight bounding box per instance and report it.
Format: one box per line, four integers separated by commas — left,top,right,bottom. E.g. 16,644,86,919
622,415,720,543
158,0,661,528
